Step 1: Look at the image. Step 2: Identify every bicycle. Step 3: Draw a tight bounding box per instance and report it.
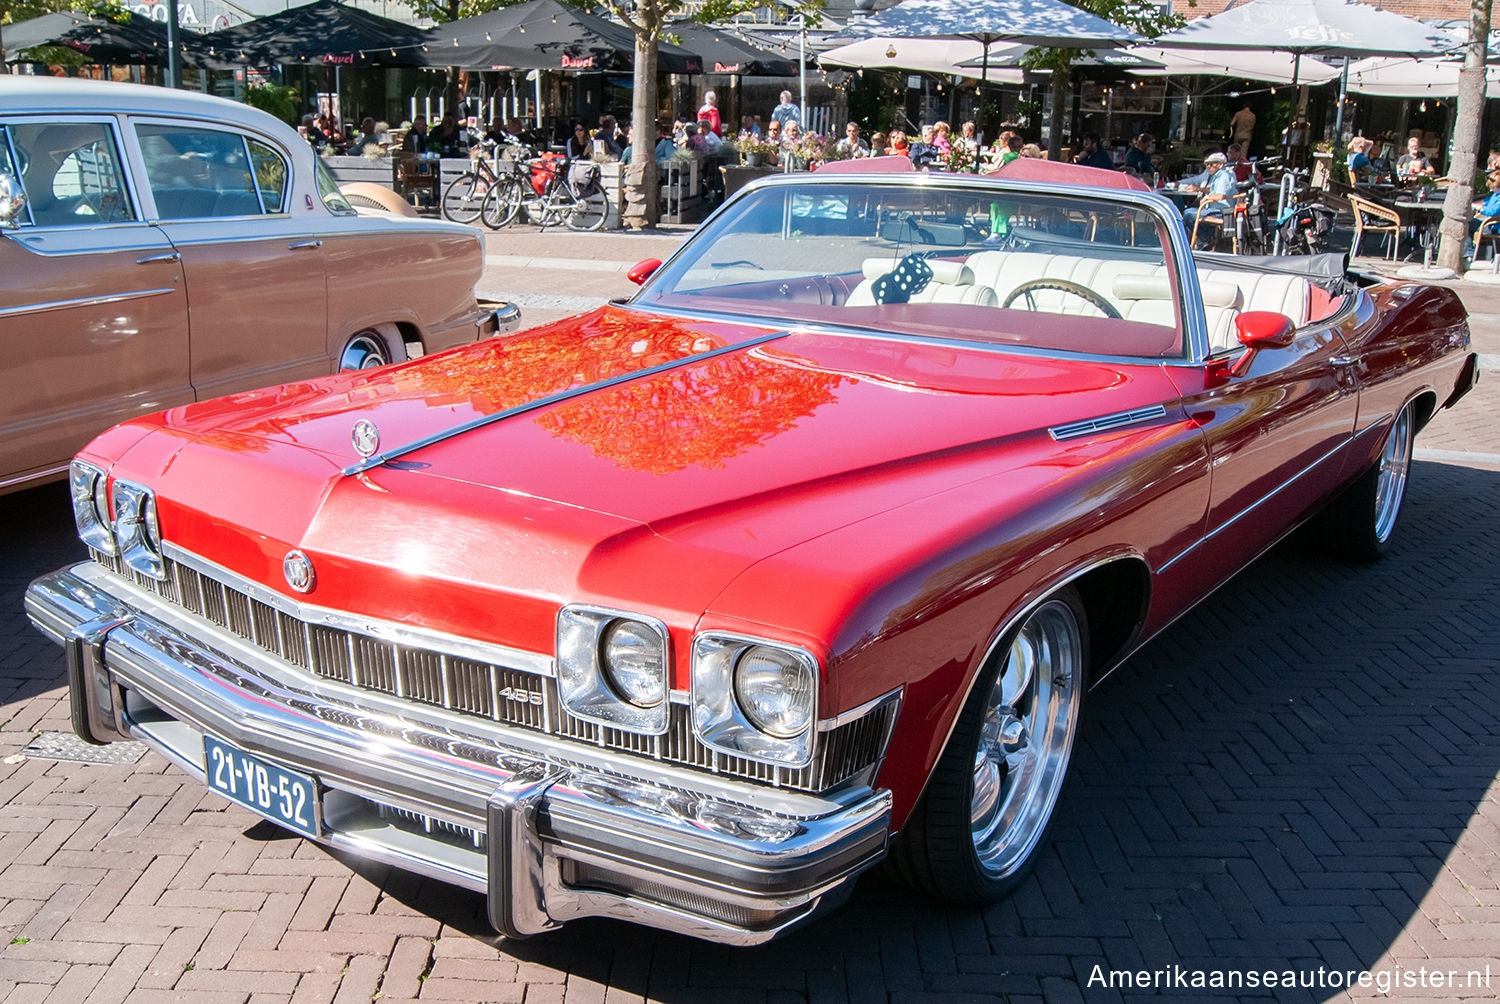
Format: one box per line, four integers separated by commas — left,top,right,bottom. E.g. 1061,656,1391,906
441,140,506,225
489,153,607,232
476,144,533,230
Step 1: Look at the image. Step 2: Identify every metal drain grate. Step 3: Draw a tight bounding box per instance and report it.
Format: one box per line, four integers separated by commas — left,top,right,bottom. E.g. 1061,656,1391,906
21,732,148,765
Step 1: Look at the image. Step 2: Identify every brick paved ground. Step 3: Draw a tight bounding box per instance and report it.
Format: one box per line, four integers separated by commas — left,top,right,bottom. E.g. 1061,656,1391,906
2,233,1497,1003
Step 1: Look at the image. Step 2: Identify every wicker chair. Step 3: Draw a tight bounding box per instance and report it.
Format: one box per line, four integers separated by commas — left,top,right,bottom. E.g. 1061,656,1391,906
1349,194,1401,260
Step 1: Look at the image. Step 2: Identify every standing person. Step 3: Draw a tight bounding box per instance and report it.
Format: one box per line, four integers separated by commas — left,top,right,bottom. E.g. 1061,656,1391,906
771,90,801,130
400,115,428,153
1230,101,1256,151
1124,132,1155,183
1073,132,1113,169
835,122,870,158
697,90,722,136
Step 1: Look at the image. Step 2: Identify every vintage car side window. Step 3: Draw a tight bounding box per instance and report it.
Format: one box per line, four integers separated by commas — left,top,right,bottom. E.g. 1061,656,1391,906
4,121,135,227
136,124,271,219
314,157,356,215
0,127,31,227
247,139,288,213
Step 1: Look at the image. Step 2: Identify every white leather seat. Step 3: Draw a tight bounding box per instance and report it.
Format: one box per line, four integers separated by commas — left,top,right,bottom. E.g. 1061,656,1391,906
847,258,1000,307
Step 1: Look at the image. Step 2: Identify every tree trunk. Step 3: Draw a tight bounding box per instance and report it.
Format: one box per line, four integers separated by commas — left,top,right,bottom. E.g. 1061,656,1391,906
1047,71,1069,161
1438,0,1492,272
624,35,660,229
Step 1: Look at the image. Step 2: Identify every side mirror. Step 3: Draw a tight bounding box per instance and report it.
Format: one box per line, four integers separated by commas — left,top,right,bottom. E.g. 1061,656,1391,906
627,258,662,286
0,173,25,230
1228,311,1295,377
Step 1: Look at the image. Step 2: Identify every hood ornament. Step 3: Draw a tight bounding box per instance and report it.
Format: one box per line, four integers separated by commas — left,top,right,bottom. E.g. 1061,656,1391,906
283,549,315,593
351,419,381,459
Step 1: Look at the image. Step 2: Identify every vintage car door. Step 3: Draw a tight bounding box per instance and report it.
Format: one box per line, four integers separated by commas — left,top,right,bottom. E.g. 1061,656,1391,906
127,119,329,400
0,118,191,490
1165,312,1359,586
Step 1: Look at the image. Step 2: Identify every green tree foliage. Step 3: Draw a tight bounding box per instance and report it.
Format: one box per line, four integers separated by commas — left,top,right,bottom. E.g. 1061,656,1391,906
244,82,302,125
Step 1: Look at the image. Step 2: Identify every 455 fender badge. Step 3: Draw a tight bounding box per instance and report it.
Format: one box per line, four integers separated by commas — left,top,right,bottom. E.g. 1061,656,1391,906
283,550,315,593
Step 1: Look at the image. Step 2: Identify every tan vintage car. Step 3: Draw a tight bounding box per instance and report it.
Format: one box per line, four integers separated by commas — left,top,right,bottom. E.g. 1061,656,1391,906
0,76,516,495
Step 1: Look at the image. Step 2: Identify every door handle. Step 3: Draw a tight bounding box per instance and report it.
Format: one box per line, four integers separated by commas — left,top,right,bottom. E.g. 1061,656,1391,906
1329,356,1358,366
136,251,181,264
287,239,323,250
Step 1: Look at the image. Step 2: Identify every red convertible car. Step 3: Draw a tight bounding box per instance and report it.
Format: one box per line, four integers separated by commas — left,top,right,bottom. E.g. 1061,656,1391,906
27,164,1478,944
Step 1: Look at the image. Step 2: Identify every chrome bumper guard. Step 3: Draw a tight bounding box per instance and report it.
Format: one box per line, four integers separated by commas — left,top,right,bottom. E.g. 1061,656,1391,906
481,300,522,338
26,563,892,945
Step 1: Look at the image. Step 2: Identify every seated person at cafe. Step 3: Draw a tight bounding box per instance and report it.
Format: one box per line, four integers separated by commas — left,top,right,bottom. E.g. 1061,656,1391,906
1073,132,1114,170
835,122,871,158
1225,143,1262,184
400,116,429,154
1397,136,1435,180
346,117,382,156
1180,150,1237,249
1472,170,1500,232
1124,133,1155,183
1347,136,1377,182
429,113,466,156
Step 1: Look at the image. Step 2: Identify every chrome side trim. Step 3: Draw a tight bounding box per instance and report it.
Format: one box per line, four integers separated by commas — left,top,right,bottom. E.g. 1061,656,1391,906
1049,404,1169,441
161,541,554,678
342,330,792,476
0,286,177,320
0,463,69,492
1157,437,1348,574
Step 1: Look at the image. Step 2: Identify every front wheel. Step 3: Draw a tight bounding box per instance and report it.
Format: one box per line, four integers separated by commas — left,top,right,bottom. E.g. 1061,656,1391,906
565,190,608,232
887,587,1087,903
480,178,523,229
441,172,486,225
1314,400,1416,561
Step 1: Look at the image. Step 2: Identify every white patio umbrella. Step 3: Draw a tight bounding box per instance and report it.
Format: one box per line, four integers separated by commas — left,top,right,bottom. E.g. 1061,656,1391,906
1347,55,1500,99
1125,47,1339,84
956,43,1165,71
829,0,1141,132
820,36,1022,81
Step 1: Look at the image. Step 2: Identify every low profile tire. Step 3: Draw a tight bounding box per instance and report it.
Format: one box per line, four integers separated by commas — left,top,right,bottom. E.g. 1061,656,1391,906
1315,400,1416,562
339,330,395,371
887,587,1087,903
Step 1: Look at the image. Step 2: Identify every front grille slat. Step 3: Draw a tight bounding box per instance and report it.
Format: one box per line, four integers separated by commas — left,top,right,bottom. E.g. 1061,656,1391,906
109,554,895,793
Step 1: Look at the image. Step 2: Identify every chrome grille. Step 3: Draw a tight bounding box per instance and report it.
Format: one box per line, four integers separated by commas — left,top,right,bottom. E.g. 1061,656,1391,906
91,549,896,793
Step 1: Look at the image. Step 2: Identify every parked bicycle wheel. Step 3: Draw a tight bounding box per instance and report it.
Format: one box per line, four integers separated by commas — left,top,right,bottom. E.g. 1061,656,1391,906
480,178,524,229
566,190,608,232
442,173,488,225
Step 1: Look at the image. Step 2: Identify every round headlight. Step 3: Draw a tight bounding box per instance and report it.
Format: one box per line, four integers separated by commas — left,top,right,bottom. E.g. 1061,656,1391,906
733,646,814,739
600,619,666,708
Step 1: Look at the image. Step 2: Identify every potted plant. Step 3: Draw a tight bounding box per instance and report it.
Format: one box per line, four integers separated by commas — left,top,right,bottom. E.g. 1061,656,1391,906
734,131,778,167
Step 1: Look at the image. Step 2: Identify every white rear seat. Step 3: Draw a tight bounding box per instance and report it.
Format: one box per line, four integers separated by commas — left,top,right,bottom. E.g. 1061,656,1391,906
847,258,1000,307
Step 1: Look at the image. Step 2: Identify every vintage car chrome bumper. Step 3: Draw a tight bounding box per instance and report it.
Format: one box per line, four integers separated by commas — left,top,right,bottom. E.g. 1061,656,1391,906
26,562,891,945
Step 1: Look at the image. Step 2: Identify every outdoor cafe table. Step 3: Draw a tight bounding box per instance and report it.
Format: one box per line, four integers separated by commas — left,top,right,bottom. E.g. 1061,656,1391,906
1394,198,1445,267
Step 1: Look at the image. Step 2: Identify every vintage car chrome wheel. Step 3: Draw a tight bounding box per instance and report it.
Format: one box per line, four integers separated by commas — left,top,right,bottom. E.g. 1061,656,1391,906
887,587,1087,903
1317,399,1416,562
339,331,393,371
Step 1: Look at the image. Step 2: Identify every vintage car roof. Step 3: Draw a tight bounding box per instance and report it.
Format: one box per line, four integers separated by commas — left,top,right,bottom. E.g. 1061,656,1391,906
0,76,286,136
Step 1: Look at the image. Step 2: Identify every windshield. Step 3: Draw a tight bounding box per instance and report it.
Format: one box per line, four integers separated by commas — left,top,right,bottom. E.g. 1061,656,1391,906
635,178,1186,359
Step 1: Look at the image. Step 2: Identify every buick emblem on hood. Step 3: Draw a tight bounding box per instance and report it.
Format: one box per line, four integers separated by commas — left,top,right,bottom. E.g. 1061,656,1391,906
351,419,381,458
283,550,315,593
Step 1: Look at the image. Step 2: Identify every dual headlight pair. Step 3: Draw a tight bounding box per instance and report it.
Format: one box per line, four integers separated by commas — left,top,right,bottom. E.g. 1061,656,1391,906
70,461,165,580
557,606,818,767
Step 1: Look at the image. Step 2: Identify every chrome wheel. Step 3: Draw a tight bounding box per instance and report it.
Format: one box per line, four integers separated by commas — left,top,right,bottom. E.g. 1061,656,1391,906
1372,404,1413,545
339,331,391,371
969,598,1083,880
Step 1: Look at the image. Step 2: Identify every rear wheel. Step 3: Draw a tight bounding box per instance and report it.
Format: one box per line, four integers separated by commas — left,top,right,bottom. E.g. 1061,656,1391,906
442,172,487,225
566,190,608,232
1315,400,1416,561
339,330,394,371
887,587,1087,902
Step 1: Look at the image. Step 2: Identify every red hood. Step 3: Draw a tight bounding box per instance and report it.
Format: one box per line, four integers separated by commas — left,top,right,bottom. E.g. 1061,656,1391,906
101,306,1179,661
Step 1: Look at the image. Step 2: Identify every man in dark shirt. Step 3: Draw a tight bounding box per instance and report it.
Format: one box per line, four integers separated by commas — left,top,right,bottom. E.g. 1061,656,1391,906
401,116,429,153
1073,132,1114,170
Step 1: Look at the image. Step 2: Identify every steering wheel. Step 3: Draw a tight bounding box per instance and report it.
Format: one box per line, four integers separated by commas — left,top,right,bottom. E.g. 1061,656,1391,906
1002,278,1122,320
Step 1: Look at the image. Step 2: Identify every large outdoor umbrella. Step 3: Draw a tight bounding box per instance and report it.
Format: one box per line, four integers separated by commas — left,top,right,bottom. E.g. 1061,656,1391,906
829,0,1140,132
1347,55,1500,99
820,36,1022,81
668,22,797,76
200,0,430,67
425,0,700,73
958,43,1165,70
2,10,208,66
1125,46,1339,84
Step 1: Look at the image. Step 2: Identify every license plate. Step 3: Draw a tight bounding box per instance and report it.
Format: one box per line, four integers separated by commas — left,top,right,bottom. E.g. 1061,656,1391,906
203,735,320,838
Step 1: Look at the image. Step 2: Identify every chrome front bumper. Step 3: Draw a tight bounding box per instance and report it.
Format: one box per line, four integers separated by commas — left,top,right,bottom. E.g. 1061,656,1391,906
26,563,891,945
